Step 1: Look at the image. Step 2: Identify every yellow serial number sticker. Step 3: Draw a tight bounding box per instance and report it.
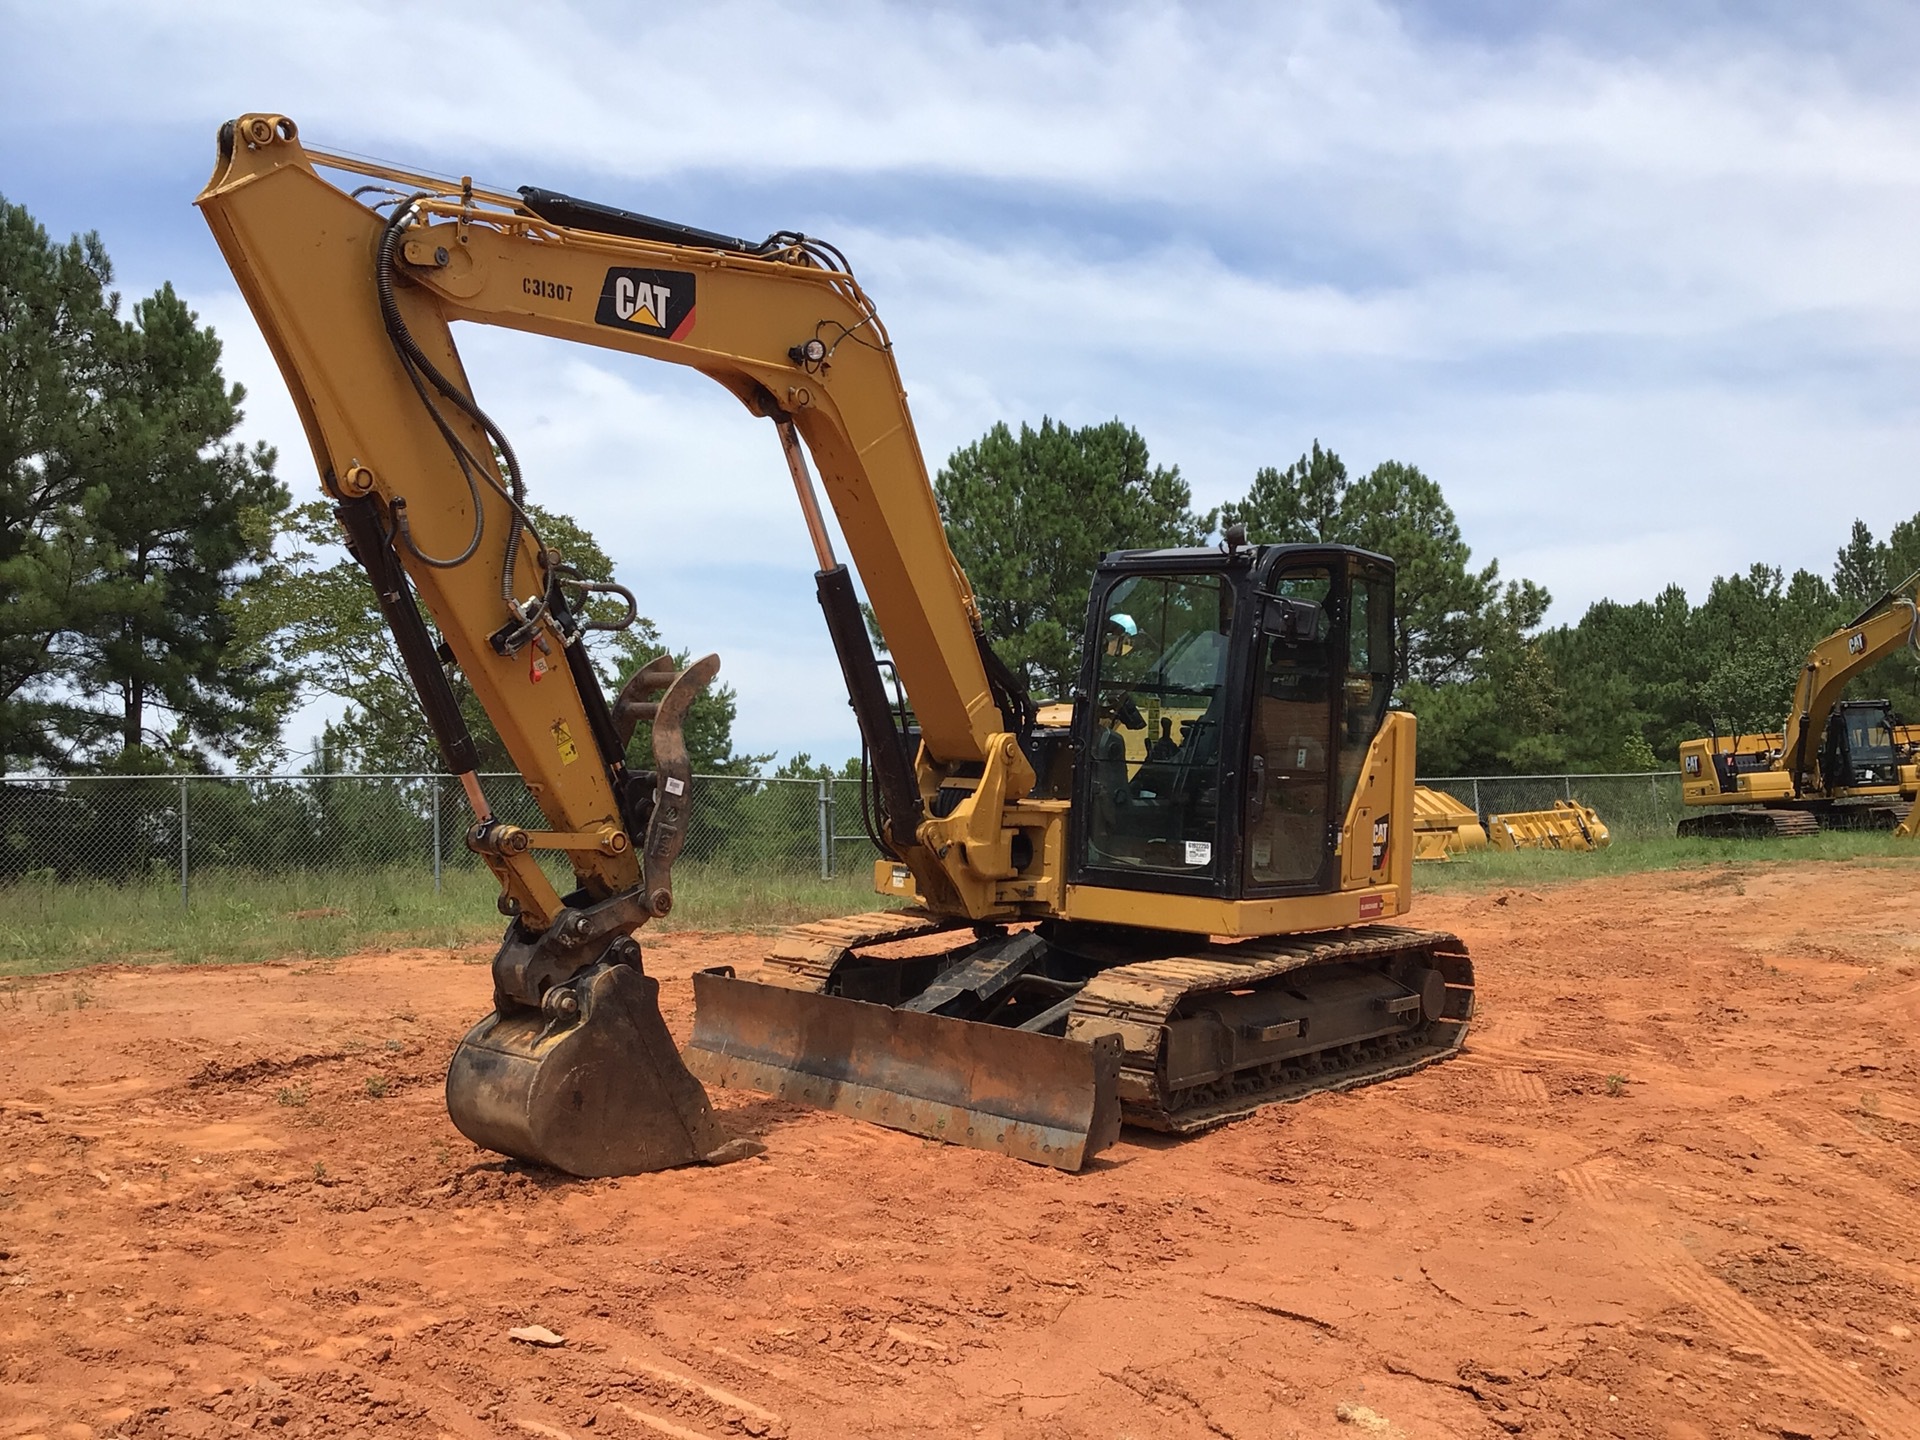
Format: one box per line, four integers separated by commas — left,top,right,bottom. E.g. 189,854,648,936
552,721,579,765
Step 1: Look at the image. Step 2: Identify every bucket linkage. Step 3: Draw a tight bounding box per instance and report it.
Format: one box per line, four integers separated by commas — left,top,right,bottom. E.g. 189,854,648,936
445,654,758,1177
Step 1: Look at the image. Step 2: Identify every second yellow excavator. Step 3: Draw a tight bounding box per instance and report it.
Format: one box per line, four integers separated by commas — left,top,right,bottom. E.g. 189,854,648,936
1677,573,1920,838
197,115,1474,1176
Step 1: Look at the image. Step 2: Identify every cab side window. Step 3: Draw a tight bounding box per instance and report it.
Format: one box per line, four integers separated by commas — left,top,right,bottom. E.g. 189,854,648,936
1244,567,1333,888
1337,569,1395,821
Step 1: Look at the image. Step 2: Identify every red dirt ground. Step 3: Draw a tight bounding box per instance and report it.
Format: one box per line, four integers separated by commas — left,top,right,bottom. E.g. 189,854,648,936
4,859,1920,1440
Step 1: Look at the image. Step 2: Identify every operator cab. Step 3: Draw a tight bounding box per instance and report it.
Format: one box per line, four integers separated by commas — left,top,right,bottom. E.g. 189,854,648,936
1069,543,1394,899
1822,699,1901,790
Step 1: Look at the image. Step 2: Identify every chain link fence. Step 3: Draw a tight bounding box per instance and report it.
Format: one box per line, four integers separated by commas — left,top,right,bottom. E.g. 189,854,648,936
1418,771,1686,842
0,769,1686,904
0,772,884,904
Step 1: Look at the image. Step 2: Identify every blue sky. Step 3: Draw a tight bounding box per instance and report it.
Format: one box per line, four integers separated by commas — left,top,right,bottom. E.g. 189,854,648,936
4,0,1918,768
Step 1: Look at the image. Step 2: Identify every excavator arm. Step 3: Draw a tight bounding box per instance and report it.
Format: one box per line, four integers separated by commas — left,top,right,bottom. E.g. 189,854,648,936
1777,573,1920,794
197,114,1031,929
196,113,1041,1174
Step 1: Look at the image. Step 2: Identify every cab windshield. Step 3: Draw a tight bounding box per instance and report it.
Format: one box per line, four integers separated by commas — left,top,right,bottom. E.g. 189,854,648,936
1083,573,1231,877
1846,711,1895,764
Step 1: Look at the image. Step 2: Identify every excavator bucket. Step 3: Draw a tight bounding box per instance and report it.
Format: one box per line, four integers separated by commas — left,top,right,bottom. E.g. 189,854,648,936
447,960,741,1177
684,968,1124,1171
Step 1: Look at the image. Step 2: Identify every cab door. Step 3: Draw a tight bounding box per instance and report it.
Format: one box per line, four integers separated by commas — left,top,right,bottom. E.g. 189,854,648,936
1240,559,1338,892
1241,552,1395,896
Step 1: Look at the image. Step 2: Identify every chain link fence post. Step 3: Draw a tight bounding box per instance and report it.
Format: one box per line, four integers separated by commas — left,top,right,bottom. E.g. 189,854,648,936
818,776,833,880
432,777,444,892
178,775,190,910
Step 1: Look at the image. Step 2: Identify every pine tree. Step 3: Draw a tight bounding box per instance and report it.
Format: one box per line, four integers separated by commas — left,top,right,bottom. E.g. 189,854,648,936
251,500,758,775
0,197,119,767
2,201,289,772
935,417,1215,697
1223,444,1542,690
1832,519,1885,608
63,284,290,768
1221,440,1350,544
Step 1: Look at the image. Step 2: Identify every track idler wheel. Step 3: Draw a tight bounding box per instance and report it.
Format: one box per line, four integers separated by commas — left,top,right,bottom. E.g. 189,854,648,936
446,960,756,1177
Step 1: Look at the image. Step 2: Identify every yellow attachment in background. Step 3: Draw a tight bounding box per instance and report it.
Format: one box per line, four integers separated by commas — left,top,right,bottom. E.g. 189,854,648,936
1412,787,1612,858
1485,800,1610,852
1411,786,1488,861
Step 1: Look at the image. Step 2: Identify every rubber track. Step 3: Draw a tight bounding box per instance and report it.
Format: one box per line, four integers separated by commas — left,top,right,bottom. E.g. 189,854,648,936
1063,924,1474,1133
1677,808,1819,839
758,909,962,991
1816,798,1912,831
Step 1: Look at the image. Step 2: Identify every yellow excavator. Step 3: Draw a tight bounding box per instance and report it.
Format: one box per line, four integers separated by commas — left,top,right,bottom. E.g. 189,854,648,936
197,115,1473,1176
1677,571,1920,838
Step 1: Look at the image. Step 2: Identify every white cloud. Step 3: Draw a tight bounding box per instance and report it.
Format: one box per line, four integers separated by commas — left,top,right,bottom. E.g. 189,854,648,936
14,0,1920,766
186,287,864,764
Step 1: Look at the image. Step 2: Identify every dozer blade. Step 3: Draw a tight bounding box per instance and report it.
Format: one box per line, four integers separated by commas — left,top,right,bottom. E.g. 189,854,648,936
684,967,1124,1171
447,961,740,1178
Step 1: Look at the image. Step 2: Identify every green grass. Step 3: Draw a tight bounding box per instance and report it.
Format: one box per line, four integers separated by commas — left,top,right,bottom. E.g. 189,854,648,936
1414,828,1916,893
3,832,1914,979
0,863,891,978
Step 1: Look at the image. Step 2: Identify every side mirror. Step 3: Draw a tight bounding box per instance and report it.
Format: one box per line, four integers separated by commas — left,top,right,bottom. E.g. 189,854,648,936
1262,596,1323,642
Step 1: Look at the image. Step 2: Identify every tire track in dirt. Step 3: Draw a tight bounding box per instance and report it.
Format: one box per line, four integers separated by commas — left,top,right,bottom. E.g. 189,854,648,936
480,1336,797,1440
1491,1068,1550,1106
1555,1159,1619,1206
606,1403,732,1440
1534,1082,1920,1254
14,862,1920,1438
693,1342,861,1405
1462,1038,1632,1072
1556,1158,1920,1438
1463,1007,1528,1045
1861,1092,1920,1131
1803,1101,1920,1188
1731,1114,1920,1239
1607,1164,1920,1288
1749,1217,1920,1295
1615,1139,1916,1240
